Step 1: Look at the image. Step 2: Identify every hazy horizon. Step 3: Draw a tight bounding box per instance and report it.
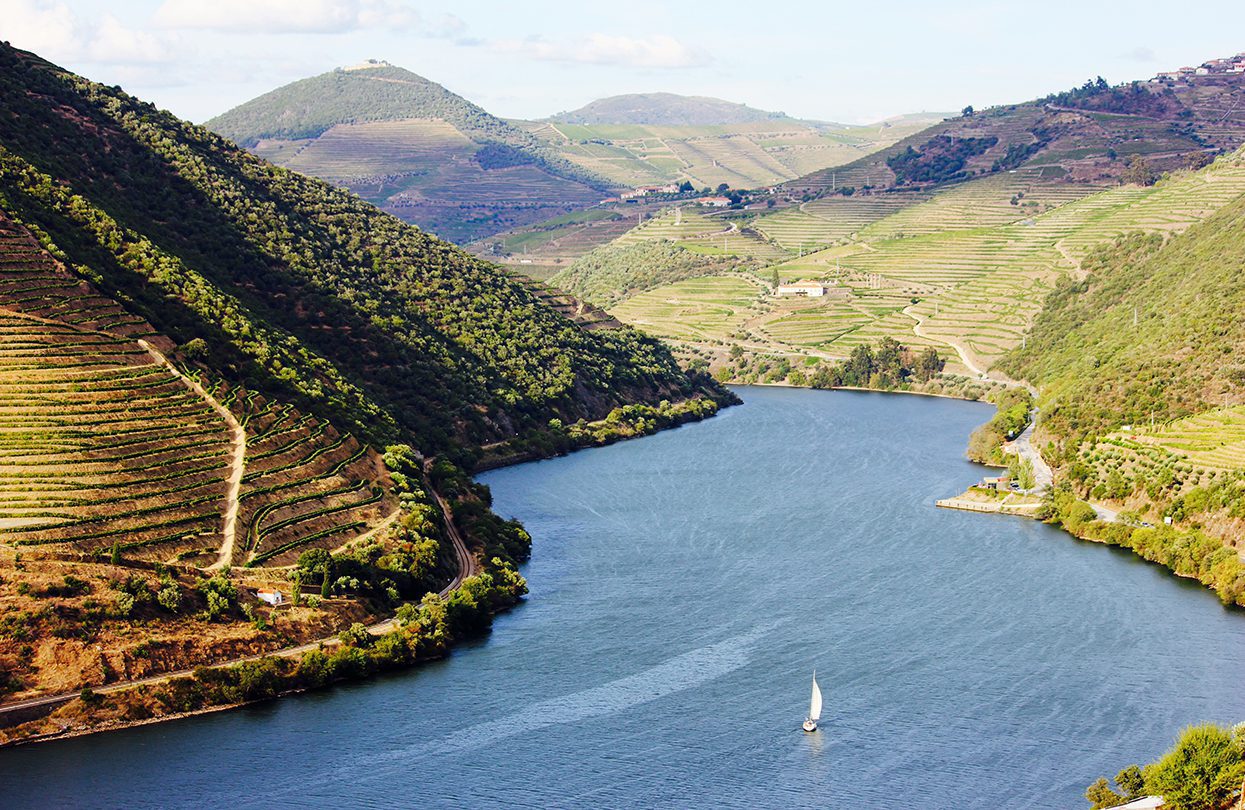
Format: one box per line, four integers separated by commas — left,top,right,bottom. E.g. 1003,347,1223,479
4,1,1245,125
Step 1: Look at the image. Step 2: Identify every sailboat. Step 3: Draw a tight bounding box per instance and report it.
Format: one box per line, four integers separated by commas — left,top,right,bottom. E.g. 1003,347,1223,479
802,670,822,733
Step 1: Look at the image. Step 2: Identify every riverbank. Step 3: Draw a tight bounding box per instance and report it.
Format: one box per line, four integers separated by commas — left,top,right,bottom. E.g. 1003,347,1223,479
0,397,732,747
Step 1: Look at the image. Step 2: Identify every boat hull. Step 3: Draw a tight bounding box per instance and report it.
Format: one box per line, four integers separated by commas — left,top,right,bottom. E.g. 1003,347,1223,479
802,719,817,733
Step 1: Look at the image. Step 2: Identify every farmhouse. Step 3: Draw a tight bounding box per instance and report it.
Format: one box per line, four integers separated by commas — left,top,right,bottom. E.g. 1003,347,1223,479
621,184,680,200
697,196,731,207
981,476,1012,491
256,588,285,606
776,280,828,297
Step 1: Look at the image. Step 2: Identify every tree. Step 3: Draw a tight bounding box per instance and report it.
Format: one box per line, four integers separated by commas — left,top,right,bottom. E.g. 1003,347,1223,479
771,268,780,288
1143,723,1245,810
915,347,944,382
962,105,975,117
180,337,208,361
1122,156,1157,187
846,344,874,386
875,336,904,383
678,180,693,193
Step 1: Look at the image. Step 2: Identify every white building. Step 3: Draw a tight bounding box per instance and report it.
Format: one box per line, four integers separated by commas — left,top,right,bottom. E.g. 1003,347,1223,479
776,281,828,297
256,589,285,606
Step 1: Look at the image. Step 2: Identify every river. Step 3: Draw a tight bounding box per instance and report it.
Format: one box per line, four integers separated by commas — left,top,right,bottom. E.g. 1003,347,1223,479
2,387,1243,808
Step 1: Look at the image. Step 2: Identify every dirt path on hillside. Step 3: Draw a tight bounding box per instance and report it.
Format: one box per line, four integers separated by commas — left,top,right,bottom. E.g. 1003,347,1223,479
136,339,246,571
0,466,478,723
900,303,989,378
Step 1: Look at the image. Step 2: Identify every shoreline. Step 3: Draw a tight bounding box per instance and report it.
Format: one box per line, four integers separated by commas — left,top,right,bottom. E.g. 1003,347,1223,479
738,378,1001,403
0,396,731,748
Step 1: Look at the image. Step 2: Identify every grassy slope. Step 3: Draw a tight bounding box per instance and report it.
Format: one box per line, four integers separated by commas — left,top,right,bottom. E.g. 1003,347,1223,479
549,240,752,308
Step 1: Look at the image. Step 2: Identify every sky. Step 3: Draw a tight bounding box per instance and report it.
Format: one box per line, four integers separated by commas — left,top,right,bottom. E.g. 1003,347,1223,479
4,0,1245,125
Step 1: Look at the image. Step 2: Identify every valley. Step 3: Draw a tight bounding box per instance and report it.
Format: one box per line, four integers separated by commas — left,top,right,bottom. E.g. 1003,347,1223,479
1,13,1244,807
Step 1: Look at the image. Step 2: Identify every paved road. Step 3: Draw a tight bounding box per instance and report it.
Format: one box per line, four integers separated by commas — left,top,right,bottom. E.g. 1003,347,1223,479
1002,417,1053,495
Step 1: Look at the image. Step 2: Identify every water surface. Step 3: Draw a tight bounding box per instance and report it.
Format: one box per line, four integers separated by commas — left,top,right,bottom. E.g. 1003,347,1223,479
3,387,1242,808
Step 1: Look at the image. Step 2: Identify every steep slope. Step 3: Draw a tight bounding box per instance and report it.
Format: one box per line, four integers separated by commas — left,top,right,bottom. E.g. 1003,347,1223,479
0,44,730,723
204,61,614,243
549,93,797,126
0,44,724,461
788,68,1245,196
996,165,1245,605
1002,163,1245,440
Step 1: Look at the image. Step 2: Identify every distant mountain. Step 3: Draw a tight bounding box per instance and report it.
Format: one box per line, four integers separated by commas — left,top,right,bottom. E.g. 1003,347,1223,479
550,93,798,127
205,61,616,243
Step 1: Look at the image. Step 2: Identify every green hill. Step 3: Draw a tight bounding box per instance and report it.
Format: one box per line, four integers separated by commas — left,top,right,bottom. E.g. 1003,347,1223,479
998,157,1245,604
0,45,724,459
1003,160,1245,440
0,43,731,727
204,61,615,243
549,93,799,126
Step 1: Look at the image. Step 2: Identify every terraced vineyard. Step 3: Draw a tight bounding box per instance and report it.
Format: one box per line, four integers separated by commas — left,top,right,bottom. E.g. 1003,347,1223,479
275,118,475,179
592,150,1245,381
609,276,764,343
0,214,393,568
753,193,930,250
1131,406,1245,471
527,118,939,190
224,386,393,567
616,208,787,260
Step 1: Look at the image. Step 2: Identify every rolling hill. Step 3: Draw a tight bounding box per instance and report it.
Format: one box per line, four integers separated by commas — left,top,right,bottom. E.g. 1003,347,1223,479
204,61,615,243
549,93,799,126
0,43,729,725
521,114,942,193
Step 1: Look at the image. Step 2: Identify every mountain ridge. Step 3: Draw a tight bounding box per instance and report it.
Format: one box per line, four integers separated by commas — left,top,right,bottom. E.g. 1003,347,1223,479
548,92,807,127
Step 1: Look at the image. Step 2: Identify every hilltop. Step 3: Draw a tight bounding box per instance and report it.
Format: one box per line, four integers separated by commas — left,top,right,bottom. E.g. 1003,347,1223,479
0,43,729,736
549,93,798,126
204,61,614,243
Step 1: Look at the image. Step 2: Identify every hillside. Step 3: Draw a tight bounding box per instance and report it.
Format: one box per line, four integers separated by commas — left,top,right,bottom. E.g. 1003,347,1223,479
535,149,1245,392
549,93,796,126
204,61,614,243
0,43,729,728
520,115,940,194
787,67,1245,196
997,176,1245,605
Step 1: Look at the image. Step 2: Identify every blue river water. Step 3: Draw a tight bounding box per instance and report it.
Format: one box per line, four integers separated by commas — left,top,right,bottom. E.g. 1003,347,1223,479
2,386,1243,808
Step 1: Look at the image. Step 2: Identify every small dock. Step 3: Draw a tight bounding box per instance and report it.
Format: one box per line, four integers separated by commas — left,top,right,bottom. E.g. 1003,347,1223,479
936,491,1042,517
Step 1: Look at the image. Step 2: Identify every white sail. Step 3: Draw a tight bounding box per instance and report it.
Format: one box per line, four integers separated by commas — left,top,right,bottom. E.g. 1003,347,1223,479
808,672,822,721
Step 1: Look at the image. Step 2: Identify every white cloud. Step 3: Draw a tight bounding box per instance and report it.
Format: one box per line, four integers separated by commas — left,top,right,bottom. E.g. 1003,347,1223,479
152,0,421,34
496,33,709,69
1,0,173,64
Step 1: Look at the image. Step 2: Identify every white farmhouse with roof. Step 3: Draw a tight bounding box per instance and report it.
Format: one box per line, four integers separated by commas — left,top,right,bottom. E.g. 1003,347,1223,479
776,280,829,297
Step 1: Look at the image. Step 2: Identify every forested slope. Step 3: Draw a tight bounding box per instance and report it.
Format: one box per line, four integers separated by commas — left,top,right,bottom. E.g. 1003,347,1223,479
0,44,725,462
